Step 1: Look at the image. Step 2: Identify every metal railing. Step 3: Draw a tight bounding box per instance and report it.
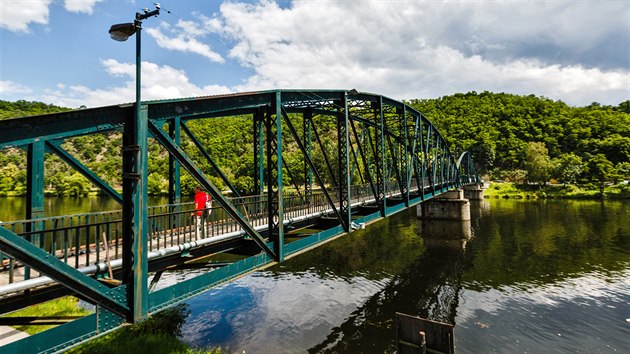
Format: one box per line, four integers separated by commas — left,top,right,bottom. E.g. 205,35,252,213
0,179,455,286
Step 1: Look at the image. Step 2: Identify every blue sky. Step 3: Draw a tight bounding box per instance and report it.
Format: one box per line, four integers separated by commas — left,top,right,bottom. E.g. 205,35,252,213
1,0,628,108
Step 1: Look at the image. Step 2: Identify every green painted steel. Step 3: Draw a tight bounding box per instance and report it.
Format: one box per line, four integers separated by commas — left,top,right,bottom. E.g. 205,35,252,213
254,107,265,195
147,119,275,258
168,117,182,206
149,251,275,313
0,106,126,150
25,140,45,280
303,109,314,200
274,91,285,262
0,89,480,353
181,122,242,198
338,93,351,231
46,140,123,204
0,227,129,316
0,310,124,354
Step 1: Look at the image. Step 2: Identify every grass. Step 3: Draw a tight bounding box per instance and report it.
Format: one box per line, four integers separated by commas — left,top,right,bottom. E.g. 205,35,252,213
69,333,218,354
68,304,219,354
1,296,91,335
2,298,219,353
484,182,630,199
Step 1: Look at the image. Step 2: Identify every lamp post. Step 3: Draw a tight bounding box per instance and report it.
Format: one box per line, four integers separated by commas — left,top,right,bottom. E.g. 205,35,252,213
109,5,160,126
108,5,160,323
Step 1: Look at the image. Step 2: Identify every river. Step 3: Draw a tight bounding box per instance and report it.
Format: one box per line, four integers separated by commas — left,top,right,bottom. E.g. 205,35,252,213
1,197,628,353
179,199,629,353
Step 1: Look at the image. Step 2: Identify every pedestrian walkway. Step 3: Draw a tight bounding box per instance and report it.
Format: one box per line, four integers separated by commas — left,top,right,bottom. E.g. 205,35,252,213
0,325,28,346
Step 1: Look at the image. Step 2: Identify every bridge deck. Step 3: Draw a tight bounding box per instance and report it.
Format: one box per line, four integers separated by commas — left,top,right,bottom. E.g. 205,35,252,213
0,181,447,297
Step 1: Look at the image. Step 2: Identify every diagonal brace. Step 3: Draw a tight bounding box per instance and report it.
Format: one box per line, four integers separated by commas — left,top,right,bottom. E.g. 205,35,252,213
46,140,123,204
0,227,129,317
180,122,242,198
281,109,346,229
147,120,275,258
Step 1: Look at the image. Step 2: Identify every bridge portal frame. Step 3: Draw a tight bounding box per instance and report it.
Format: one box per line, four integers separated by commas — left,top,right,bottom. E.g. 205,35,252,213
0,89,479,352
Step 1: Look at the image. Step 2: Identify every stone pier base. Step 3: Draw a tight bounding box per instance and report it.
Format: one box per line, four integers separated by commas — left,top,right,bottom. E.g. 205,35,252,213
416,189,471,221
463,184,485,200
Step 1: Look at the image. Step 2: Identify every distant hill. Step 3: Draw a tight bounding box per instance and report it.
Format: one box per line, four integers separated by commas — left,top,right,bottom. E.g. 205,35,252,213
407,92,630,183
1,93,629,196
0,100,71,120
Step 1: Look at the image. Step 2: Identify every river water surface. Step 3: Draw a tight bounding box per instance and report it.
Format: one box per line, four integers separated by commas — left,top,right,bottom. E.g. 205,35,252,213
1,197,628,353
179,199,629,353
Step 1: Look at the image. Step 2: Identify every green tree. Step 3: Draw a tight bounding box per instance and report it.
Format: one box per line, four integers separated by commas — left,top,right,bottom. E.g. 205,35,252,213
553,153,583,183
525,142,553,185
617,100,630,113
59,172,91,197
586,154,615,195
616,162,630,180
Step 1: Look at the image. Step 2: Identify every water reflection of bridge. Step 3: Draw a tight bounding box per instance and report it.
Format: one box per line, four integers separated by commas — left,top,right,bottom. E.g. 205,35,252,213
308,215,471,353
0,89,479,352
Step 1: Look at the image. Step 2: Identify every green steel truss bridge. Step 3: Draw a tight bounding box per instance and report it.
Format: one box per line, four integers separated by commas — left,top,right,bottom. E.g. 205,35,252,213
0,89,479,352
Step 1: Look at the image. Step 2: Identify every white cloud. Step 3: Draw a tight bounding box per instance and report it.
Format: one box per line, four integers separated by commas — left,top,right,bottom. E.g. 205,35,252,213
145,21,225,63
203,0,629,106
0,0,51,32
64,0,103,15
0,80,33,95
4,0,628,107
38,59,231,108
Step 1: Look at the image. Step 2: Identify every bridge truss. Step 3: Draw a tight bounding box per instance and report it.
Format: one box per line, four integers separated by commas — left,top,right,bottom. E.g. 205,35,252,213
0,89,479,352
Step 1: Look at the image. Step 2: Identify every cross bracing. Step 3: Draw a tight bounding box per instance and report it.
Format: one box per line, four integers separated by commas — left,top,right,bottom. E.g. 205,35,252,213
0,89,479,353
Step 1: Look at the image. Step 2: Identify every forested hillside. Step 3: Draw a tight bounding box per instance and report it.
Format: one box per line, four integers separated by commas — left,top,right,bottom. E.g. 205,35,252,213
408,92,630,185
1,93,629,197
0,100,71,119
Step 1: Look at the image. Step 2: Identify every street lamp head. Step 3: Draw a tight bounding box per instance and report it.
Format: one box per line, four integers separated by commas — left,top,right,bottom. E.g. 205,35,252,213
109,23,136,42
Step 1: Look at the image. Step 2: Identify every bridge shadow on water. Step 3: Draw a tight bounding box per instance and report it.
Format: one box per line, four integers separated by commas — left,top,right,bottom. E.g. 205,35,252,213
179,206,476,353
307,219,471,353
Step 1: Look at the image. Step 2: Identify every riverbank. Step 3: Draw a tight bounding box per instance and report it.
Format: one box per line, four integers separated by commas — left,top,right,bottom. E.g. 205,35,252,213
484,182,630,199
1,298,216,353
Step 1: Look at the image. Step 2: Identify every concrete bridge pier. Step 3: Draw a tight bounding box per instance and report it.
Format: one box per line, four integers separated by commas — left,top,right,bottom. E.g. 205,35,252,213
463,184,485,200
416,189,471,221
418,219,472,250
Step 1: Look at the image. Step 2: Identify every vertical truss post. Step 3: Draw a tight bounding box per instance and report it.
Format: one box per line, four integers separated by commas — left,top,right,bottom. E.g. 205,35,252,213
375,98,386,216
388,108,405,202
273,92,284,261
349,125,365,185
350,119,378,209
265,109,274,239
25,140,45,280
337,93,351,232
424,124,434,195
418,115,429,196
433,136,439,194
452,152,456,187
264,94,284,262
122,104,149,323
303,109,313,202
401,107,409,206
409,114,420,198
169,118,181,235
169,117,181,206
440,138,446,188
254,108,265,196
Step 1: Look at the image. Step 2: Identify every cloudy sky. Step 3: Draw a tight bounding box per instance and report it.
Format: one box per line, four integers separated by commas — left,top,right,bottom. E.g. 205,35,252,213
1,0,628,108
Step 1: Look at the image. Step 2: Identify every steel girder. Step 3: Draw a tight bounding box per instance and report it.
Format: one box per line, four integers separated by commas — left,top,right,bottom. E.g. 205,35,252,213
0,89,478,353
456,151,481,185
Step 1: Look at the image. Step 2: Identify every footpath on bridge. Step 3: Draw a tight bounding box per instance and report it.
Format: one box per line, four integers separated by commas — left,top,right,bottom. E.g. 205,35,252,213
0,326,28,346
